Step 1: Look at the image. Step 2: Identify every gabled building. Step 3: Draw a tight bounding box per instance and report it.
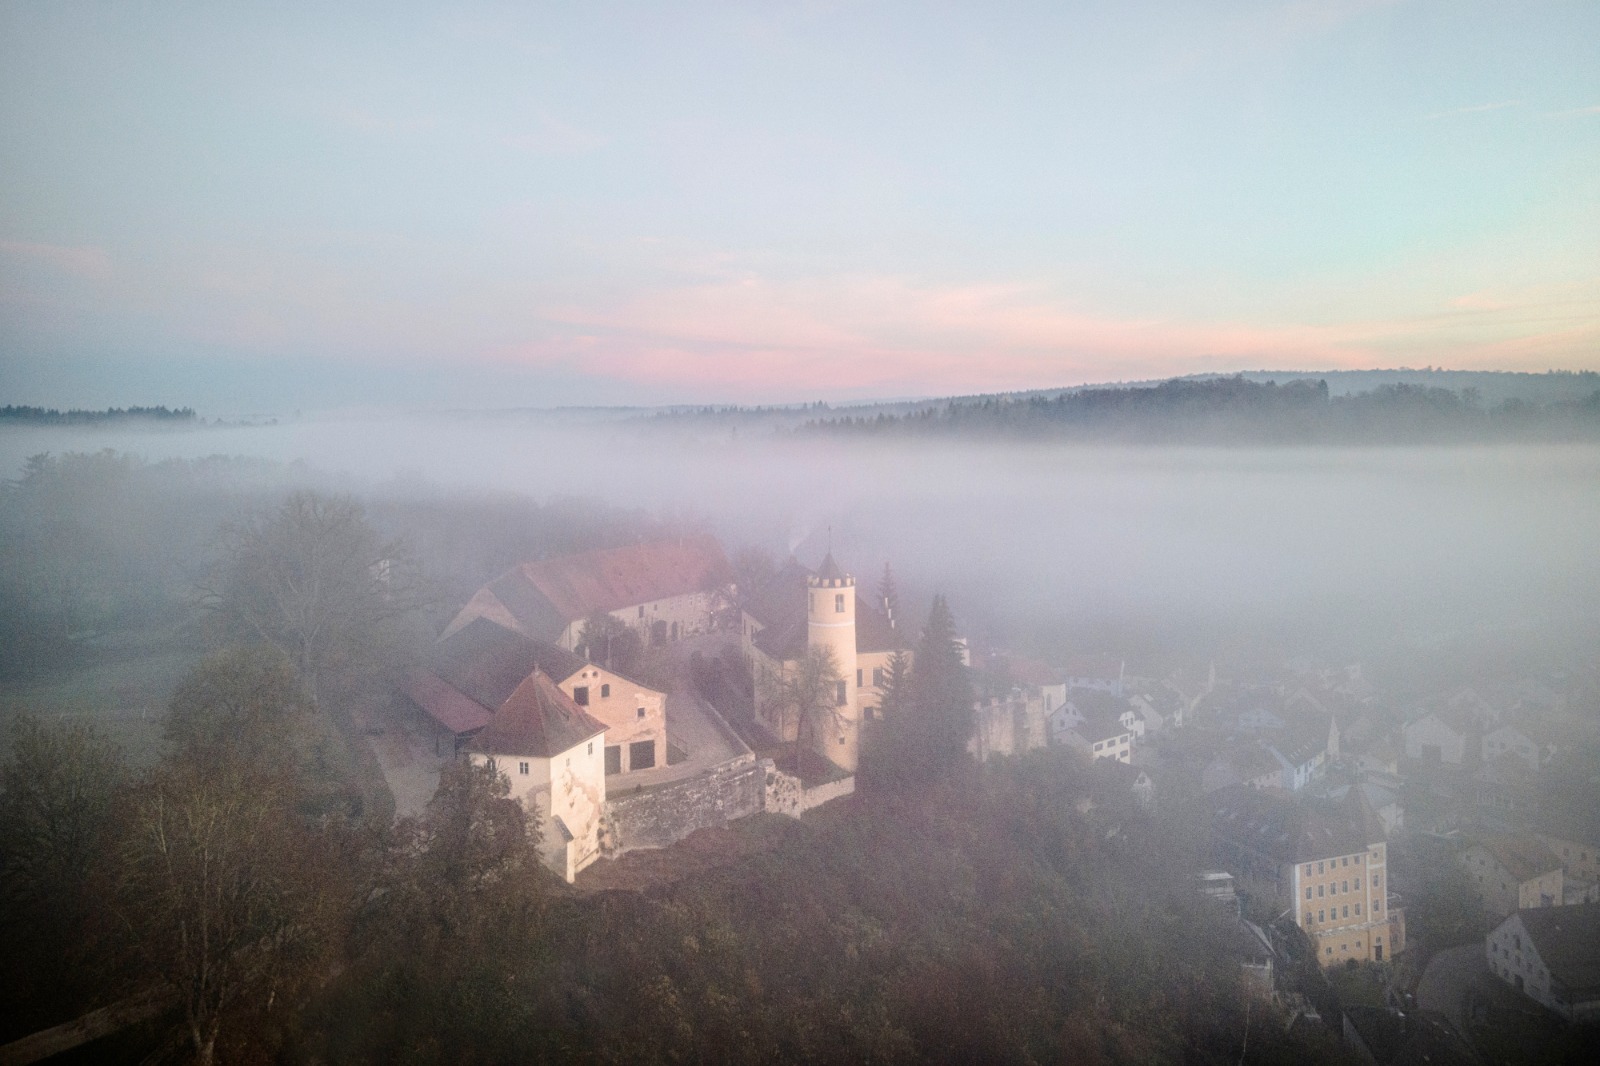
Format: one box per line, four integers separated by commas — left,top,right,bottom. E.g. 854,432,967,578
1208,785,1404,966
1530,807,1600,887
1482,722,1556,774
464,669,608,882
1486,902,1600,1021
1050,690,1136,764
1461,834,1565,916
443,534,731,649
1403,707,1475,765
406,617,668,776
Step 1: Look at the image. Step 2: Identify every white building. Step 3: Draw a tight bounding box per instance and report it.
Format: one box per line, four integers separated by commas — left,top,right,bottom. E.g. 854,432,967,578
1485,903,1600,1021
465,669,608,883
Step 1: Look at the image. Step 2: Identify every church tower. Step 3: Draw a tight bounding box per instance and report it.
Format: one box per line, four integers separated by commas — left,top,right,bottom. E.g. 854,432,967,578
807,553,860,772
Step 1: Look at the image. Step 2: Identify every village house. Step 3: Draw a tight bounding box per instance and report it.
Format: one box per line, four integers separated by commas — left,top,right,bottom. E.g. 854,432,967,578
1402,707,1475,765
983,652,1067,714
1460,834,1565,916
405,617,668,776
1050,690,1137,763
463,669,608,882
442,534,732,650
1208,785,1404,966
1481,721,1556,774
1531,808,1600,888
741,553,909,774
1202,742,1286,793
1201,708,1338,794
1485,903,1600,1021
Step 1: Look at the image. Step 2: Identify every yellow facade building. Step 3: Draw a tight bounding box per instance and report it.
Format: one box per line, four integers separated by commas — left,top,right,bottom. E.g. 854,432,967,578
1210,784,1405,966
742,553,909,774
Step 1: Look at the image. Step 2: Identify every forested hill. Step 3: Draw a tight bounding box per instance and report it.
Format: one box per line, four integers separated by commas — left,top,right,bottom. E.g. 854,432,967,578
798,376,1600,444
0,404,197,425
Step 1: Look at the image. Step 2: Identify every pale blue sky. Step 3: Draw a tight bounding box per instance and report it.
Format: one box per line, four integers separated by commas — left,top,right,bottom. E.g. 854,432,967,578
2,1,1596,413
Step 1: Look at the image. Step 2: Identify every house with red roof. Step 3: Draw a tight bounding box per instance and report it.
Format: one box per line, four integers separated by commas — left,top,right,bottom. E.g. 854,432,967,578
442,534,732,650
405,617,668,777
464,669,609,882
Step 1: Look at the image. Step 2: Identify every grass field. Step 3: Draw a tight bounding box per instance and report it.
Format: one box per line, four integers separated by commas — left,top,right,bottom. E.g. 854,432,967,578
0,631,201,767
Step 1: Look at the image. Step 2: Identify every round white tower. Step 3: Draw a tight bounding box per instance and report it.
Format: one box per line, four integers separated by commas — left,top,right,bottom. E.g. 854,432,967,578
807,553,860,772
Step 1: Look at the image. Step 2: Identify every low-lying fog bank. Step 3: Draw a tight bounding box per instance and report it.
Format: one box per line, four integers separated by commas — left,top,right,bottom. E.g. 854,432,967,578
4,414,1597,668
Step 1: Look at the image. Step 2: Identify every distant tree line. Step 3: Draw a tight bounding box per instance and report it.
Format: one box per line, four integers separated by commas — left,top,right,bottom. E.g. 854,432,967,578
797,376,1600,444
0,404,197,424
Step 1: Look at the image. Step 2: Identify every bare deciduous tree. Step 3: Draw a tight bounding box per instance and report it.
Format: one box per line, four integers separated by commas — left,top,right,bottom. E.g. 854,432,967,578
119,761,340,1066
757,645,844,776
201,491,431,702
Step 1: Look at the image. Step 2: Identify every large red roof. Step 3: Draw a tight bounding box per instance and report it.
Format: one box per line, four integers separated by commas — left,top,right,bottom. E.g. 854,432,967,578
466,670,607,759
510,534,730,624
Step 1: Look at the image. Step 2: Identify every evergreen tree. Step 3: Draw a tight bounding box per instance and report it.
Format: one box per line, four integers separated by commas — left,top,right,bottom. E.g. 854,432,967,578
909,595,973,780
874,648,912,720
862,595,973,795
877,563,900,631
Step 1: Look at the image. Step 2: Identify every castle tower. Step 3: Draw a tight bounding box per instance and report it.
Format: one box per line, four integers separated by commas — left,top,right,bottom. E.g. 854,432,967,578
808,552,860,772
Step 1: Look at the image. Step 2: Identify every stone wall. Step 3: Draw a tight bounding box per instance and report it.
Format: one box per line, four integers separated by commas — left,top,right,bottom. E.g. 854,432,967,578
600,753,764,857
762,760,854,819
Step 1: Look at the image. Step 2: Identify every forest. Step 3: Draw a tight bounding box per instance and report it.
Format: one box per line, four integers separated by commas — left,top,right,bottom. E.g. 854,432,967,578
798,376,1600,444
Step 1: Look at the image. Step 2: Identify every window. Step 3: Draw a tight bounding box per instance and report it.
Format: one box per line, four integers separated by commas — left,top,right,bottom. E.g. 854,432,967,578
601,684,610,698
587,742,593,756
835,593,845,613
1318,862,1325,874
629,740,656,770
638,606,645,618
1343,905,1349,918
1306,887,1313,900
605,746,622,775
1305,864,1313,876
1342,880,1349,893
519,761,529,775
1355,877,1361,890
637,707,646,719
574,686,590,705
873,667,884,686
1319,910,1325,922
836,680,847,706
857,668,863,687
1095,742,1104,751
1356,903,1362,915
1318,885,1324,898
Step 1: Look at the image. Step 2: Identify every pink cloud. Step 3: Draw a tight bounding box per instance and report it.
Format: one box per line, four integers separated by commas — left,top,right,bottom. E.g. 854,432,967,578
490,272,1598,400
510,275,1374,395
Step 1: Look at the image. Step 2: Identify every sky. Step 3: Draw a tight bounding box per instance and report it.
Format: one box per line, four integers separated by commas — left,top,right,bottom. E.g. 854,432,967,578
1,0,1597,415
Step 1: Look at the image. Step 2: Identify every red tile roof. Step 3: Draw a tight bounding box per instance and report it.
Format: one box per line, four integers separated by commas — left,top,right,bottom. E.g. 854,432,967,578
466,669,606,759
405,671,493,735
513,534,730,624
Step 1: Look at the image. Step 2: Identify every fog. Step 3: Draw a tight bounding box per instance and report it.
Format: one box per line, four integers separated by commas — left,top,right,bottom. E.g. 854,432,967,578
6,413,1597,668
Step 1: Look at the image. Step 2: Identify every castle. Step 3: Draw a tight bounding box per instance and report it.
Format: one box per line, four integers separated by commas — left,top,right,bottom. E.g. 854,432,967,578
739,553,909,774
